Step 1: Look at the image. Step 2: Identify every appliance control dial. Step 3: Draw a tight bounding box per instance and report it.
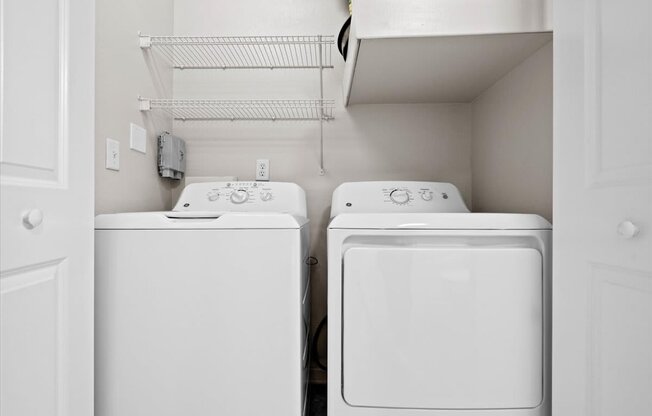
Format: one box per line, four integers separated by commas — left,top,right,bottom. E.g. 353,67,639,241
206,191,220,201
230,189,249,204
420,190,433,201
260,192,273,201
389,189,411,205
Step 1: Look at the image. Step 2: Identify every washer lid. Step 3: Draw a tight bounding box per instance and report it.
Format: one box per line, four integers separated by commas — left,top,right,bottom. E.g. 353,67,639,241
329,213,551,230
95,211,308,230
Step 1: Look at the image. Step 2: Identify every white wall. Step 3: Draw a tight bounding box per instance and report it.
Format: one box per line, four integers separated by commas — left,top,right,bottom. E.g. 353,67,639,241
471,42,553,221
172,0,473,382
95,0,180,214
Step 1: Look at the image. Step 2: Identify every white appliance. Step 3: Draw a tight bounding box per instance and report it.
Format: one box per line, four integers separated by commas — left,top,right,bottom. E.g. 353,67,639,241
327,181,551,416
95,182,311,416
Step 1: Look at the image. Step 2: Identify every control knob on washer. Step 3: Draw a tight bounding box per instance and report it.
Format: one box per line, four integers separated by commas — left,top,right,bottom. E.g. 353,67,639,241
260,192,273,201
230,189,249,204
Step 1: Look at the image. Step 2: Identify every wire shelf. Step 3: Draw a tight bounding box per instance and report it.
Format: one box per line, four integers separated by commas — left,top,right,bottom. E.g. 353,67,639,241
140,35,335,70
139,98,335,121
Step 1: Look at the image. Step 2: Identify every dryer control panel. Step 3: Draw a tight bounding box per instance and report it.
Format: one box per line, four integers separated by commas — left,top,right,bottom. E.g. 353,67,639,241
330,181,469,217
172,181,307,217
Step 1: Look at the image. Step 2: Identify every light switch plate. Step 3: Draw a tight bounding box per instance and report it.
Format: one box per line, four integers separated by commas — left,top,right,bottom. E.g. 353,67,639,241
106,138,120,171
129,123,147,154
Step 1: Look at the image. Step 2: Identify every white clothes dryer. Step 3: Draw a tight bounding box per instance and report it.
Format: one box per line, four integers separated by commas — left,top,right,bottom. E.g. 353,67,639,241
95,182,310,416
327,181,551,416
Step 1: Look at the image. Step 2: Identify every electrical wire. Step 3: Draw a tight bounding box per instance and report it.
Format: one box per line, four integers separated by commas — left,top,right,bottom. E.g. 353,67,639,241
306,255,327,370
312,316,327,371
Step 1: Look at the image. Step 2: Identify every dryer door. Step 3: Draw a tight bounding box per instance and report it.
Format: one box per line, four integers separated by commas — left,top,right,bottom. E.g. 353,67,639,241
342,246,543,410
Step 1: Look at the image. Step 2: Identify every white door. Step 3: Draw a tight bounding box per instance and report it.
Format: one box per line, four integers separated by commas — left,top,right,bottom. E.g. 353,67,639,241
553,0,652,415
0,0,95,415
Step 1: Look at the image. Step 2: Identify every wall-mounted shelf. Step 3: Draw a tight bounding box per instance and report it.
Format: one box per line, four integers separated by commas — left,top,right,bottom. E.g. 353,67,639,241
139,35,334,70
139,33,335,175
139,98,334,121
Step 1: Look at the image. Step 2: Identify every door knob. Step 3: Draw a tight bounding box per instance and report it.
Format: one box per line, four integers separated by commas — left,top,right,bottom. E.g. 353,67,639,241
22,209,44,230
617,220,639,239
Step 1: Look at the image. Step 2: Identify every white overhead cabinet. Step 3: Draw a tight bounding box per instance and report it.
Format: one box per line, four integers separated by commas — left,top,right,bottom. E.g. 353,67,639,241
343,0,552,105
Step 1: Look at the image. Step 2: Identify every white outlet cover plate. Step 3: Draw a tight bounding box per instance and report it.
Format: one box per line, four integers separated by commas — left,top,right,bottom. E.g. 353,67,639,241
129,123,147,154
256,159,269,181
106,138,120,171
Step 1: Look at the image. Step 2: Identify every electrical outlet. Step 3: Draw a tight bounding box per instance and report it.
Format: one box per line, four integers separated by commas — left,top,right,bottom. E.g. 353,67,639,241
106,138,120,171
256,159,270,181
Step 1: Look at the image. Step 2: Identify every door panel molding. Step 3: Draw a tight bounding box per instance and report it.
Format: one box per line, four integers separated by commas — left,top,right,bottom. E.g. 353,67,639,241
587,262,652,416
1,258,69,416
0,0,69,188
584,0,652,188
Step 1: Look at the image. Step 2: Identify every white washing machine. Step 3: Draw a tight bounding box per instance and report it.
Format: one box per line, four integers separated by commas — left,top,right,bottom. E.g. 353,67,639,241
327,181,551,416
95,182,311,416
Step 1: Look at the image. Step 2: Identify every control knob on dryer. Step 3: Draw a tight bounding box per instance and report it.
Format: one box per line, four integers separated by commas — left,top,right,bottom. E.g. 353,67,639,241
389,189,411,205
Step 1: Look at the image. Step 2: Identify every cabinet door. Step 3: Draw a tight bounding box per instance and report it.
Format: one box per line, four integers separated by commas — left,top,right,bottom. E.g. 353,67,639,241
553,0,652,415
0,0,95,415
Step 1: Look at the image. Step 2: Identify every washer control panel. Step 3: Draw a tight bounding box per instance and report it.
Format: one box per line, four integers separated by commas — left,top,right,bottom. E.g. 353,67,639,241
331,181,469,217
172,182,307,217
